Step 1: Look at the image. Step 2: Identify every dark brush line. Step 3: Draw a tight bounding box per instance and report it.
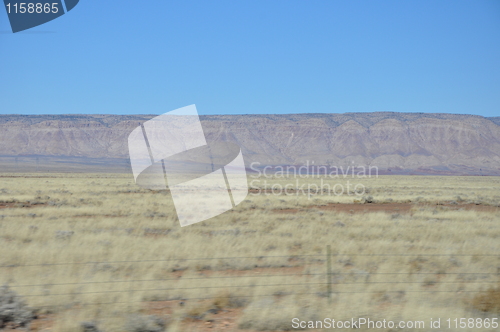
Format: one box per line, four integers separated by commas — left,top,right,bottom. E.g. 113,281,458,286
32,288,497,309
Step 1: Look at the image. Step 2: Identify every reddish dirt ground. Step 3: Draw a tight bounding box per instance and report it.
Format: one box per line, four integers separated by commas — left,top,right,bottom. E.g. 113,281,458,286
13,300,290,332
197,265,307,277
274,202,500,215
146,300,246,331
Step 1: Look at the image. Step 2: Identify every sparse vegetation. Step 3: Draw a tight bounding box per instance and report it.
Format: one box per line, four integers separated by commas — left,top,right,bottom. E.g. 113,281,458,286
125,315,166,332
238,298,320,331
81,321,103,332
471,284,500,314
0,284,34,329
0,173,499,331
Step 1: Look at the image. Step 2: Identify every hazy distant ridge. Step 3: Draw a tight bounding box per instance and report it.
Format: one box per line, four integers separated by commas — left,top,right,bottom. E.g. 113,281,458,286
1,113,499,175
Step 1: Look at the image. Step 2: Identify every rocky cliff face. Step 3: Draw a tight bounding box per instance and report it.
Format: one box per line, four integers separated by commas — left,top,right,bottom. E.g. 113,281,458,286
0,113,499,175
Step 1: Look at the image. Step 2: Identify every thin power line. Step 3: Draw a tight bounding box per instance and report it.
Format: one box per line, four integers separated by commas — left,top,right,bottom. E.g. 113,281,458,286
19,282,326,297
16,280,500,298
1,253,497,268
0,255,322,267
7,271,500,288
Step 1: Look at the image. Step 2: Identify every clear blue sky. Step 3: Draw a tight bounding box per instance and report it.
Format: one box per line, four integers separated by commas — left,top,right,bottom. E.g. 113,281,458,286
1,0,499,116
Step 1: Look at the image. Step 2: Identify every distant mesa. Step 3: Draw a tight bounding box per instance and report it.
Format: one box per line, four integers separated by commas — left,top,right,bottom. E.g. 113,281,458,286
0,112,499,175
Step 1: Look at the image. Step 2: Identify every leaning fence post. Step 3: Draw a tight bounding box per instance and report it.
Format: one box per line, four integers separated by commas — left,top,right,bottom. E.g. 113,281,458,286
327,245,332,303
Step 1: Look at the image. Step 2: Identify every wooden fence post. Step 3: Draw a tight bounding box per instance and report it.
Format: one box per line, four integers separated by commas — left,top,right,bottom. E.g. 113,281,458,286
327,245,332,304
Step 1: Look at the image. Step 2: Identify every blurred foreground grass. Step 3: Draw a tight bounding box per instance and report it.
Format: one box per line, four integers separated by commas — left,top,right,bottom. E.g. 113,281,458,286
0,173,499,331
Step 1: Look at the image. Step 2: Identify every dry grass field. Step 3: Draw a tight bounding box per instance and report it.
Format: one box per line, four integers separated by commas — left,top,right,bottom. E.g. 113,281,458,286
0,173,499,331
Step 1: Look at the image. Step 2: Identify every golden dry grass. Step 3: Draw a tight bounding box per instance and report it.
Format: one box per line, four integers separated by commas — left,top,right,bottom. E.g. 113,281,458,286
0,173,499,331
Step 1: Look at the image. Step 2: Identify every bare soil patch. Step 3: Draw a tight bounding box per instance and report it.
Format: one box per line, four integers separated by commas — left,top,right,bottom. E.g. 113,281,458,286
145,300,244,331
274,202,500,214
196,265,306,277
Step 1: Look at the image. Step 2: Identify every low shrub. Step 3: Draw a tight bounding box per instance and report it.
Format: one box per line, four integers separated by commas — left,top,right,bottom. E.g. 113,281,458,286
125,314,167,332
81,321,102,332
0,284,34,329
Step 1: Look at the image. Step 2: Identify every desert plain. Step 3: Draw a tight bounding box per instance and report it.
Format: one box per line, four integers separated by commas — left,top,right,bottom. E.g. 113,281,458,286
0,173,499,331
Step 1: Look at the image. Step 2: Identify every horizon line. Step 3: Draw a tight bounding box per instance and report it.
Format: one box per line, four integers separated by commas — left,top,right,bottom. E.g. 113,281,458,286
0,111,498,118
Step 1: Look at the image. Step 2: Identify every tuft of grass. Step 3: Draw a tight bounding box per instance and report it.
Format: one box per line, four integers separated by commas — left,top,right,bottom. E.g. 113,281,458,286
180,301,212,321
238,297,321,331
212,291,231,310
125,314,167,332
470,285,500,313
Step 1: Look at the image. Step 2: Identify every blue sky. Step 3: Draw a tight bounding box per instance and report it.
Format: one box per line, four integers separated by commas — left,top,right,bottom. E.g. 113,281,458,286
1,0,499,116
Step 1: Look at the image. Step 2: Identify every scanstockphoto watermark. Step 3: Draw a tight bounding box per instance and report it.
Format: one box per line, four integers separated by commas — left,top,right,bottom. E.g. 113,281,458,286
249,161,378,199
4,0,80,33
128,105,249,227
292,317,426,329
